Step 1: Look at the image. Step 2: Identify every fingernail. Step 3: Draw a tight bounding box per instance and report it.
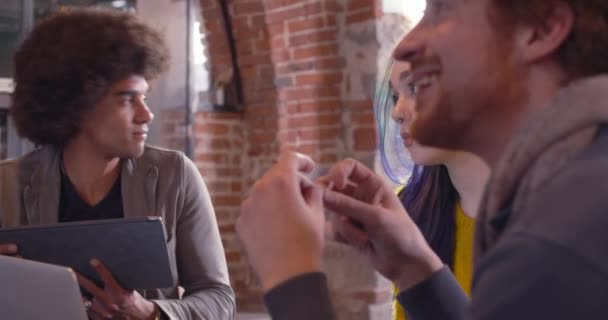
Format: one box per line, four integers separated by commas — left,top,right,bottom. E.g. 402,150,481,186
90,258,99,266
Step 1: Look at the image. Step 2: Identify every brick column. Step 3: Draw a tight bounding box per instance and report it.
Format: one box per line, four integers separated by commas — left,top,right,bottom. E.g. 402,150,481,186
187,0,409,317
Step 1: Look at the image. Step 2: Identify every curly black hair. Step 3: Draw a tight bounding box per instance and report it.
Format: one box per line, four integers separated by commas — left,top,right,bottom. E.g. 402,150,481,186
11,7,170,146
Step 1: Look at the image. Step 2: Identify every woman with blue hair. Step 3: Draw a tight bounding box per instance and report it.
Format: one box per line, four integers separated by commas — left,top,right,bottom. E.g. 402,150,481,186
375,60,489,319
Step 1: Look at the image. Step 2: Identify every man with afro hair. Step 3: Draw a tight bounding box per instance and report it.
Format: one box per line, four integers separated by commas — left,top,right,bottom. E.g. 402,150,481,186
0,8,235,320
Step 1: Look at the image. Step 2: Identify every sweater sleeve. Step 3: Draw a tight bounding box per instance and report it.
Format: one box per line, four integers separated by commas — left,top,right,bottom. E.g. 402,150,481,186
264,272,335,320
153,155,235,319
398,235,608,320
396,267,468,320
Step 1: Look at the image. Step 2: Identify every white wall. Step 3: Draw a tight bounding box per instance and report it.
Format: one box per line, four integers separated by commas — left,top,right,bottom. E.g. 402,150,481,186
382,0,425,25
137,0,187,146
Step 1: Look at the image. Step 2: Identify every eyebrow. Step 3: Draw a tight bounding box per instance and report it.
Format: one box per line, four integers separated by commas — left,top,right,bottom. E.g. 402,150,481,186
399,70,412,82
115,89,146,96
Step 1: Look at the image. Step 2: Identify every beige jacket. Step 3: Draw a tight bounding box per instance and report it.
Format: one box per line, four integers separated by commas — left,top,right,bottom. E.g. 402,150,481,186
0,145,235,319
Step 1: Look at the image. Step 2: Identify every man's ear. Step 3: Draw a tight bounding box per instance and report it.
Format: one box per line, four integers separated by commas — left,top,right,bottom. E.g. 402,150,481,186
513,1,575,63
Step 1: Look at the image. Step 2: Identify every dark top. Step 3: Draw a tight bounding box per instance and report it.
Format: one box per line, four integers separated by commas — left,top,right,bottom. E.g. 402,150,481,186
263,127,608,320
58,169,124,222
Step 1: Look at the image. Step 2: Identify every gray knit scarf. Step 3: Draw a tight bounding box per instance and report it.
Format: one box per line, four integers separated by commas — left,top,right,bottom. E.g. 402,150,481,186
476,75,608,257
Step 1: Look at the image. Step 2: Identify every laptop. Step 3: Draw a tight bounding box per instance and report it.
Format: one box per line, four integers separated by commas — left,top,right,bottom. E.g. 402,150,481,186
0,255,87,320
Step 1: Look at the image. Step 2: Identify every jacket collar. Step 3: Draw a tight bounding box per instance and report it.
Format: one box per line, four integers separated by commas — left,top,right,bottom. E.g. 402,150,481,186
23,146,61,224
121,155,158,220
23,146,158,224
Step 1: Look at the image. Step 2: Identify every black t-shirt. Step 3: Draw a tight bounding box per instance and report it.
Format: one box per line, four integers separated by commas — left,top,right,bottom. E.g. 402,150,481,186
58,169,124,223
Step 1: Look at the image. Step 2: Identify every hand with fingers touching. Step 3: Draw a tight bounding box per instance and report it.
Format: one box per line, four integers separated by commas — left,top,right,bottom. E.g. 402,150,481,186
236,151,325,292
321,158,443,291
77,258,161,320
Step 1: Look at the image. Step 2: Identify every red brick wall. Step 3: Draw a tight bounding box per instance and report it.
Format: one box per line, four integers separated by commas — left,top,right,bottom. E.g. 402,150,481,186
199,0,274,309
191,0,387,313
